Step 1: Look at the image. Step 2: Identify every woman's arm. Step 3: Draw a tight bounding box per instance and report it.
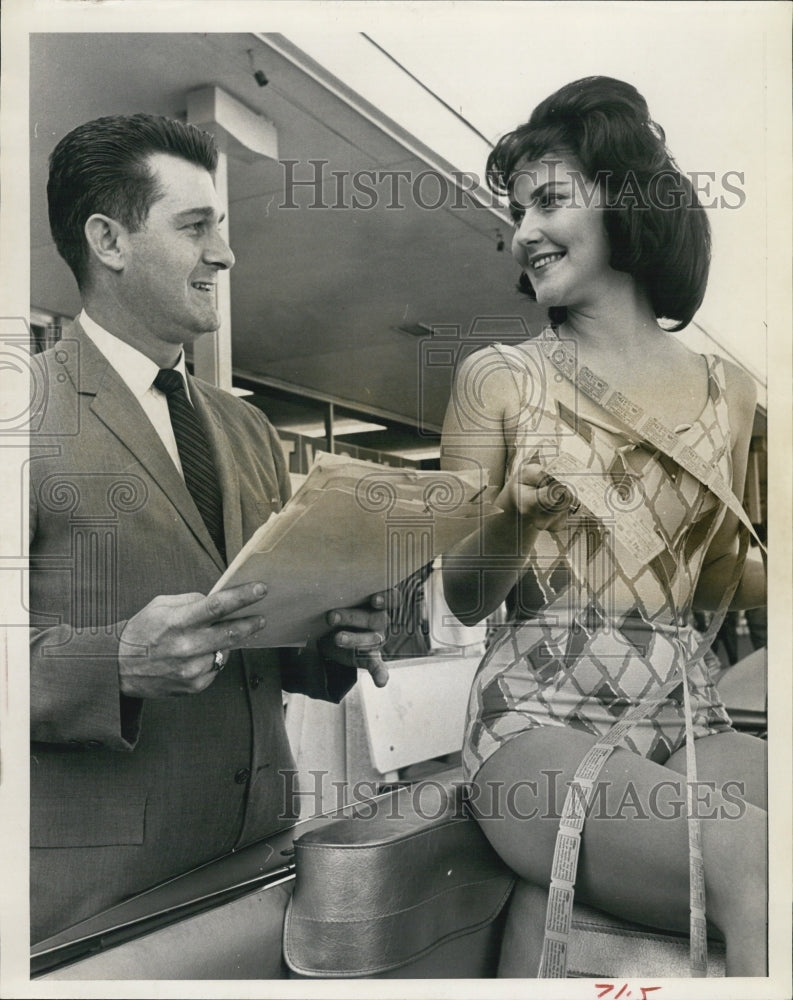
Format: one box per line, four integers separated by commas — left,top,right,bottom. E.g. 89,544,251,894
693,361,766,611
440,347,570,624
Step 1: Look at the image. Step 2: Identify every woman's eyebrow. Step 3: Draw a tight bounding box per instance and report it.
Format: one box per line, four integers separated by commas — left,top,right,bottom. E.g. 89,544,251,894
533,181,569,198
515,179,570,204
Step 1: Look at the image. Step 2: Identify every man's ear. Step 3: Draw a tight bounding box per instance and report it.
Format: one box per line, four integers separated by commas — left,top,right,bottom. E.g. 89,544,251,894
84,214,128,273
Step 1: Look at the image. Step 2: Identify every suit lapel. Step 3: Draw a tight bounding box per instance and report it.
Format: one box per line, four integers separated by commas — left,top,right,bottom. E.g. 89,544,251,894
66,323,226,572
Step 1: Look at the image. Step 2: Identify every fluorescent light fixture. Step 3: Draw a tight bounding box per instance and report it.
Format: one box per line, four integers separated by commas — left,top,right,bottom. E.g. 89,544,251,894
394,322,435,338
333,418,388,436
383,445,441,461
281,418,387,438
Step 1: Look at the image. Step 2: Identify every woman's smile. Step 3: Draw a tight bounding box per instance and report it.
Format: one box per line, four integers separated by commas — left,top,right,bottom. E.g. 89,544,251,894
528,250,567,273
510,156,612,310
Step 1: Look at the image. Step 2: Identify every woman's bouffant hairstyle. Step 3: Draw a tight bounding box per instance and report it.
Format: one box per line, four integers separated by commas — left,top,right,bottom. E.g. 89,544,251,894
486,76,711,331
48,113,218,289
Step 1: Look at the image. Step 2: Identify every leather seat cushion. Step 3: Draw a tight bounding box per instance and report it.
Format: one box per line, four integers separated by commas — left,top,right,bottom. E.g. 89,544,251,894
283,777,515,977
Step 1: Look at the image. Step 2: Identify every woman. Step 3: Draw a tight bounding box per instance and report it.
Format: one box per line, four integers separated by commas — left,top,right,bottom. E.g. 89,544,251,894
441,77,766,977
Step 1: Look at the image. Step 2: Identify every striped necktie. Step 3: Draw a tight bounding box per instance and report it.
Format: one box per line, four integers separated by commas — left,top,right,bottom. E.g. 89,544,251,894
153,368,226,562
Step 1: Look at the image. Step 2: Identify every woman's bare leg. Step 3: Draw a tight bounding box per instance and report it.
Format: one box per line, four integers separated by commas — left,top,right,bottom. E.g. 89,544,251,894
665,730,767,809
472,727,767,976
665,731,768,973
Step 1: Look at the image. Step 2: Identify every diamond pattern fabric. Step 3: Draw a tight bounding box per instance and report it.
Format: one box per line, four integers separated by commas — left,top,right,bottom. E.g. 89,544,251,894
463,337,735,780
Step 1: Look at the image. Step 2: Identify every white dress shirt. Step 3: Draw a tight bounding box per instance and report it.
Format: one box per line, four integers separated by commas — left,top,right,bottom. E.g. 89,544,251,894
79,311,190,478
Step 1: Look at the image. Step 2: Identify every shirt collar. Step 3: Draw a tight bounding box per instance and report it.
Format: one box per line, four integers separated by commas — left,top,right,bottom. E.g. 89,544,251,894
78,310,191,401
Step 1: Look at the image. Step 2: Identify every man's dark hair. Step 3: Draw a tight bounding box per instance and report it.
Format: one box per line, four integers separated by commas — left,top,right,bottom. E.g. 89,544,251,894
47,113,218,288
486,76,711,331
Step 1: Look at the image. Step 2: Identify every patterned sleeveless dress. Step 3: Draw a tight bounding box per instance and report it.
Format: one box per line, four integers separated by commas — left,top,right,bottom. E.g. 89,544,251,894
462,332,736,782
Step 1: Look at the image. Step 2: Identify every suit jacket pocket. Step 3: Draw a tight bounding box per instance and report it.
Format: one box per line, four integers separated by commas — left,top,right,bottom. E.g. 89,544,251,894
31,793,147,848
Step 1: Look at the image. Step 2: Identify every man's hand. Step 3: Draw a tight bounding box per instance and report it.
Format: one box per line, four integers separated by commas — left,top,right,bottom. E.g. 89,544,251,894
118,582,268,698
317,590,399,688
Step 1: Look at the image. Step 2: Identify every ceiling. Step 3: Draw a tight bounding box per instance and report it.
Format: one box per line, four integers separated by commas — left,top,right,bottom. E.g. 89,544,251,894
29,32,546,437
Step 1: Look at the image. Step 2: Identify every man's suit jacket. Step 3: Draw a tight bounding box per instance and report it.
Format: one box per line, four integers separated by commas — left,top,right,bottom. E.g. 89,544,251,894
29,323,354,942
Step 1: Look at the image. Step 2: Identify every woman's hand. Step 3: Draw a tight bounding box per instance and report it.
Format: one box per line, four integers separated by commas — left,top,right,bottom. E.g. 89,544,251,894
442,461,581,627
497,461,579,535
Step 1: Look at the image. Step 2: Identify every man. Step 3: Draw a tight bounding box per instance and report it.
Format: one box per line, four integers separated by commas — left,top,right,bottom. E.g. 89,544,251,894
30,113,389,942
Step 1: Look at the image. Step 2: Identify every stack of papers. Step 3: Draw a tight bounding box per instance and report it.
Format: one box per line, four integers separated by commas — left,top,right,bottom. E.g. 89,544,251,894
211,452,500,646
